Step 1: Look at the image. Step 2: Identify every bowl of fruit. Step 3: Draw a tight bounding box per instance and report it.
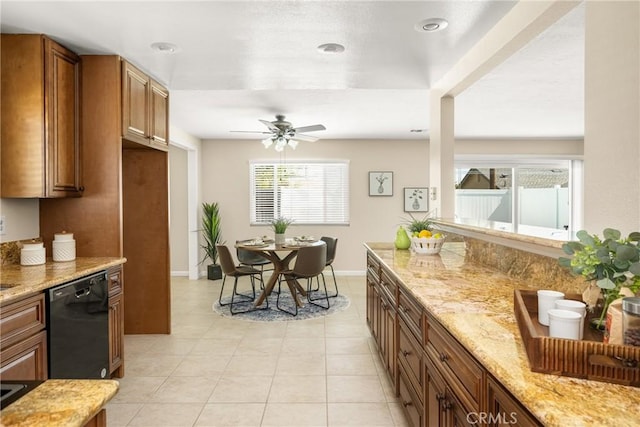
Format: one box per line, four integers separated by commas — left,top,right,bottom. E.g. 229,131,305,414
410,229,445,255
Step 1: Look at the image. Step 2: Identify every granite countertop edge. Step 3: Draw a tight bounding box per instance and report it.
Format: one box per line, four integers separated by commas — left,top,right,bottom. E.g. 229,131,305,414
0,379,119,426
0,257,127,304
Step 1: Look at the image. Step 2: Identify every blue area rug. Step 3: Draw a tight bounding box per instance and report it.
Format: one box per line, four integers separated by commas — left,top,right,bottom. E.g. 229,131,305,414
212,287,350,321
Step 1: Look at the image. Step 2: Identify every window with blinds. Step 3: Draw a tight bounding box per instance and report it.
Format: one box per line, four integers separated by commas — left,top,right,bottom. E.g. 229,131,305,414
250,160,349,225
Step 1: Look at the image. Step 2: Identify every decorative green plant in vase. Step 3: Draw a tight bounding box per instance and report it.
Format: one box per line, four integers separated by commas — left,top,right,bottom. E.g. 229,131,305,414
559,228,640,329
271,217,293,245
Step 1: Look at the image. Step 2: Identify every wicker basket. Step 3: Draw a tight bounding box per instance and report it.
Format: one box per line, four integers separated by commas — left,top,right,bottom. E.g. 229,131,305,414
410,236,445,255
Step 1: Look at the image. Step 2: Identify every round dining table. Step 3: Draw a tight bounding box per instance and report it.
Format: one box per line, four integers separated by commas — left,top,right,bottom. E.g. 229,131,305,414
235,239,326,308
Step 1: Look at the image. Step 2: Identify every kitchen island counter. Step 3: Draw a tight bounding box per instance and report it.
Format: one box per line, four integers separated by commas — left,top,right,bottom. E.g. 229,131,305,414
365,242,640,426
0,257,126,304
0,379,118,426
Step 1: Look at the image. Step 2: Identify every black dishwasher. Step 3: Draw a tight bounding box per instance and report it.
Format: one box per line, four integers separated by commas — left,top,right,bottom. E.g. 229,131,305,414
46,271,109,379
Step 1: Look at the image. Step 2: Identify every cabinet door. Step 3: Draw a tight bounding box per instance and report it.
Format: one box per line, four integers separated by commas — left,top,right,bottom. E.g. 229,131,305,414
487,377,541,427
425,356,447,427
122,61,150,145
45,38,82,197
108,267,124,377
381,298,397,385
150,79,169,149
0,331,47,380
108,292,124,377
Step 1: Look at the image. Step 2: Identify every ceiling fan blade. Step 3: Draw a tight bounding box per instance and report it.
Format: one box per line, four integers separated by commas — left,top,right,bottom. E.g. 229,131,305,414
292,133,319,142
259,119,280,132
230,130,272,134
292,124,326,133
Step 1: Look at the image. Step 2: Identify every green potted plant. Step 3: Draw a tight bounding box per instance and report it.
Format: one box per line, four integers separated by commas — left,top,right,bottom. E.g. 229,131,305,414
559,228,640,329
404,212,433,236
201,202,224,280
271,217,293,245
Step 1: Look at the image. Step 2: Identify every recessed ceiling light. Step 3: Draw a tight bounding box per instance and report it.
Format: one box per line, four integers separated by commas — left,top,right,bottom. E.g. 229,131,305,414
410,129,429,133
317,43,345,54
415,18,449,33
150,42,179,54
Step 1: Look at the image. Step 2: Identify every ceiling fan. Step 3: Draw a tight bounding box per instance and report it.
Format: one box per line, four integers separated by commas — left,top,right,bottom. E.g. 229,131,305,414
231,115,326,151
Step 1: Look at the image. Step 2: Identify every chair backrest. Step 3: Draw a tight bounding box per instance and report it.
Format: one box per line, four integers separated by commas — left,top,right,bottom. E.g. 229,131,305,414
292,243,327,278
216,245,237,275
320,236,337,265
236,241,269,265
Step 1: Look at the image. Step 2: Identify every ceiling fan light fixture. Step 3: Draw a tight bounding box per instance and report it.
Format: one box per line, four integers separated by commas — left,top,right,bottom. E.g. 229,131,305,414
262,137,273,148
288,139,298,149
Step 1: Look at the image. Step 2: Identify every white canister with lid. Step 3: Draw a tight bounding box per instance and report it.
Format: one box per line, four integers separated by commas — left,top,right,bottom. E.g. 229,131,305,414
53,231,76,262
21,241,46,266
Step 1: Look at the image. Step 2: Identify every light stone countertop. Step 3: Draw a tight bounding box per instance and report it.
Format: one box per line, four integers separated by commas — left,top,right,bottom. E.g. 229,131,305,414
0,257,126,304
365,242,640,427
0,379,119,426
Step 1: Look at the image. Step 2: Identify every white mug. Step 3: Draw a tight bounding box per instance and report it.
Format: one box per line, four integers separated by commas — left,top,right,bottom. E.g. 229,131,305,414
555,299,586,339
548,309,583,340
537,290,565,326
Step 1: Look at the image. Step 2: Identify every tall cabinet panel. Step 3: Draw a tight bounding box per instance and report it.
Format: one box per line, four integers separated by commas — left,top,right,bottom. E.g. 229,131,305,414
1,34,82,198
40,55,171,342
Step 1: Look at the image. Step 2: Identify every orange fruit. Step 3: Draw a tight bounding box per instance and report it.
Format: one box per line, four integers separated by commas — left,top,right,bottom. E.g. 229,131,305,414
418,230,432,238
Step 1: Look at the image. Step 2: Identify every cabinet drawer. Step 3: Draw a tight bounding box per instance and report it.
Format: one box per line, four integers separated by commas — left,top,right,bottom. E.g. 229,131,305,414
398,364,423,427
0,330,47,380
108,267,123,296
398,286,423,342
0,293,46,350
427,316,484,412
398,318,423,402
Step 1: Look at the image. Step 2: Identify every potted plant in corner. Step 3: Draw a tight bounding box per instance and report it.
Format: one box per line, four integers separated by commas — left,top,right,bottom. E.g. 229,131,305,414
271,217,293,246
201,202,224,280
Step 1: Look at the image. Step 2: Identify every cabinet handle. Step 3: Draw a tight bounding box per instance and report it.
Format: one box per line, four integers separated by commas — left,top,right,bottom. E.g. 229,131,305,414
401,350,410,357
439,353,448,362
441,400,452,411
79,186,85,192
402,400,412,408
435,392,445,402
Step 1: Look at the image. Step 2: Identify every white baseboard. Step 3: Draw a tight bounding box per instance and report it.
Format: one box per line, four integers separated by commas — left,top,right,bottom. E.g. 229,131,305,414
171,270,189,277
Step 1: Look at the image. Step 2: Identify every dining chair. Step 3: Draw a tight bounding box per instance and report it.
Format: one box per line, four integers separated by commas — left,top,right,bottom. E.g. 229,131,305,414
320,236,339,298
236,241,273,289
216,244,266,314
278,242,328,316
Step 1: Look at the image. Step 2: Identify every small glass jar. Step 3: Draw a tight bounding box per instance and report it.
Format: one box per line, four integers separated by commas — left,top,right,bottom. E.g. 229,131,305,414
622,297,640,347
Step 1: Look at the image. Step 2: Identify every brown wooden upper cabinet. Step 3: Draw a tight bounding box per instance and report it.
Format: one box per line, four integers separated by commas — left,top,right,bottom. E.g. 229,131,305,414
1,34,82,198
122,61,169,150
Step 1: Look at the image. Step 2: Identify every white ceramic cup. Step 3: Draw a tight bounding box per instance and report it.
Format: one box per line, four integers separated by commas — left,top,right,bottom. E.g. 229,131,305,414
548,309,583,340
555,299,587,339
537,290,565,326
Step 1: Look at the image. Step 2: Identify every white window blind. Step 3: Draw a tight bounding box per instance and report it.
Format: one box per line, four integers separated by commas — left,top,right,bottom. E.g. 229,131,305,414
250,161,349,225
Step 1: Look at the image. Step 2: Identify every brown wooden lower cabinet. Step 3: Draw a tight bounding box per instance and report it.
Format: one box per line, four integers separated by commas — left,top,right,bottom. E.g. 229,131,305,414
0,293,47,380
366,250,541,427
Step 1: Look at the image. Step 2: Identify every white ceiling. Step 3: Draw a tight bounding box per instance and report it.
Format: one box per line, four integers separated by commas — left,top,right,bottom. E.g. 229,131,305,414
0,1,584,141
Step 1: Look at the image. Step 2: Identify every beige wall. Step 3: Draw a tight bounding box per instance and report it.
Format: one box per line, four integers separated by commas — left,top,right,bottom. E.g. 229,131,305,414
169,144,189,274
455,138,583,157
200,138,429,273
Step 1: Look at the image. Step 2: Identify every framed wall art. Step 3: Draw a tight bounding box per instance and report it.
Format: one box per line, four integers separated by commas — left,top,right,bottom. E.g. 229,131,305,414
369,171,393,196
404,187,428,212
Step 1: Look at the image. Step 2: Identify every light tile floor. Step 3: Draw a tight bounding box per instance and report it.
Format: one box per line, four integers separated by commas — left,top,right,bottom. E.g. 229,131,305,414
106,275,410,427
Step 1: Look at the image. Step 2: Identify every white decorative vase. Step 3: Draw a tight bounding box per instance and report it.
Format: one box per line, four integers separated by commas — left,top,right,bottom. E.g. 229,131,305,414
275,233,285,245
